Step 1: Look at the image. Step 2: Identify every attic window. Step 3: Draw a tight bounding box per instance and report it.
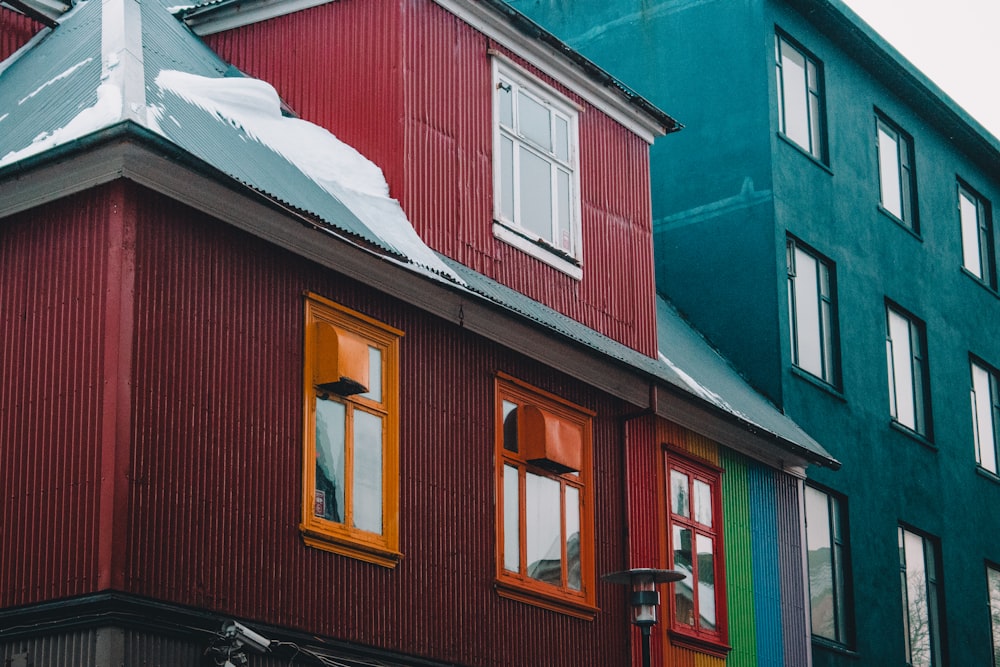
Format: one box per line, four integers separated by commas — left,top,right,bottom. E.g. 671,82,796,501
491,56,582,279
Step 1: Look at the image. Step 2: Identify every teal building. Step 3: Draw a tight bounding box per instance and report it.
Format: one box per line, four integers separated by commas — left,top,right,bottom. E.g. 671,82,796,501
510,0,1000,666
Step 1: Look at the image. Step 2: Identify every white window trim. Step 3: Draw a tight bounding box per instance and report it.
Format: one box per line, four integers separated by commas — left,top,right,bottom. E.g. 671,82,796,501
491,55,584,280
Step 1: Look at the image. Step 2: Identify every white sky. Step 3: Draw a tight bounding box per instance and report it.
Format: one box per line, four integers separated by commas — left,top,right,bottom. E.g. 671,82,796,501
841,0,1000,141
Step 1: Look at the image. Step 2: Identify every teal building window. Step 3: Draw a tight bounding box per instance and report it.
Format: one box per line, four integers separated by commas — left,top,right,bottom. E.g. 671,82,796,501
775,32,826,161
959,181,995,287
971,358,1000,474
876,114,918,230
886,304,931,438
804,485,851,646
787,237,839,386
898,527,943,667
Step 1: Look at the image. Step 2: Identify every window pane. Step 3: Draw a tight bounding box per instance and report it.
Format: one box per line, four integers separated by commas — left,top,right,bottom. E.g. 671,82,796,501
903,530,932,667
555,115,569,161
315,399,346,523
565,485,581,591
498,80,513,128
557,169,571,253
361,346,382,401
502,401,519,453
888,309,916,429
805,487,837,640
697,534,716,630
988,567,1000,667
779,40,810,150
500,136,514,221
519,148,553,242
973,364,998,473
671,469,690,518
673,525,695,626
879,125,903,219
504,464,520,572
961,189,983,277
353,410,383,534
693,479,713,527
793,247,824,377
518,92,551,151
525,472,562,585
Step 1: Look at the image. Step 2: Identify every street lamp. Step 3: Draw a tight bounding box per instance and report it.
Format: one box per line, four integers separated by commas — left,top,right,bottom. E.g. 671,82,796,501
603,568,686,667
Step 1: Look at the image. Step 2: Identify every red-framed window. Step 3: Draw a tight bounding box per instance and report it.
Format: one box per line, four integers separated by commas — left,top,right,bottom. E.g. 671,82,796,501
664,448,729,656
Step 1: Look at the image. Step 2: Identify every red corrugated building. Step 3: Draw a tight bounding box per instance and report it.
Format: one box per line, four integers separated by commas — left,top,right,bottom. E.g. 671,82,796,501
0,0,835,665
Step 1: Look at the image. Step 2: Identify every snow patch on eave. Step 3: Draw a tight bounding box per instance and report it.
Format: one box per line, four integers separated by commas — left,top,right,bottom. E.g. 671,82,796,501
150,69,463,284
0,82,123,168
658,351,754,425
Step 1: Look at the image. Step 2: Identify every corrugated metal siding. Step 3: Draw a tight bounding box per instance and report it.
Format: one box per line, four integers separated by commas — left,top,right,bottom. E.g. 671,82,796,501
776,473,809,667
721,449,756,667
0,191,112,607
658,419,720,466
748,462,782,667
124,188,630,666
0,627,99,666
204,0,657,357
0,11,40,59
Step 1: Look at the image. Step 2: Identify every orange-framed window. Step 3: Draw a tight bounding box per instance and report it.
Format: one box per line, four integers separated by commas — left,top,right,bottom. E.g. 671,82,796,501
300,293,402,568
664,448,729,656
495,374,596,619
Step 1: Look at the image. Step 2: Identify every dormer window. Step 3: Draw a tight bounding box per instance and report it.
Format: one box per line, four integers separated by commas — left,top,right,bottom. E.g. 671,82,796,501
492,57,582,278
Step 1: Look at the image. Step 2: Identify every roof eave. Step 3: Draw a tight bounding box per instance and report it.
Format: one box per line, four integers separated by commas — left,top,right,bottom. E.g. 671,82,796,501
788,0,1000,171
178,0,680,143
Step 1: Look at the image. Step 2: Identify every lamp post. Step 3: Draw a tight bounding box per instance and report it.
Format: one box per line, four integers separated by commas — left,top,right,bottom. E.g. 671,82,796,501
603,568,686,667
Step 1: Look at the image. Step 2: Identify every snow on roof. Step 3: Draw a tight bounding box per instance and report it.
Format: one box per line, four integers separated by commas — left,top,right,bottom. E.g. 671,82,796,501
0,0,460,282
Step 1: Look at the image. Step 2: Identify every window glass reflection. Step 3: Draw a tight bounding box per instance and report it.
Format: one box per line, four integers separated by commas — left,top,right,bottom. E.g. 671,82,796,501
504,464,520,572
526,472,562,586
353,410,383,534
673,525,695,626
671,469,690,517
315,399,346,523
697,534,716,630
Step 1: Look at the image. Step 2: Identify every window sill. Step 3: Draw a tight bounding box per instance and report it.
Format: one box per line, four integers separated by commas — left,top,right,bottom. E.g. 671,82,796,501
667,628,731,659
493,222,583,280
960,267,1000,297
877,206,921,240
811,636,859,659
495,578,597,620
888,420,935,450
776,132,832,175
300,524,401,568
790,365,845,400
976,466,1000,485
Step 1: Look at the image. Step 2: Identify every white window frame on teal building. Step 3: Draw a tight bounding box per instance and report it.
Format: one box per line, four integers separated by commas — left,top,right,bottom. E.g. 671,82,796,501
775,32,826,162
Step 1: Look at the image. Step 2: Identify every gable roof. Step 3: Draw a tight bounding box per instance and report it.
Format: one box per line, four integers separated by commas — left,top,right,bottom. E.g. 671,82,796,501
0,0,835,470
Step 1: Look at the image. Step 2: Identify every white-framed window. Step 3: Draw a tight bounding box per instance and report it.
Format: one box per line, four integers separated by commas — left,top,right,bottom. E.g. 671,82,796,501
876,114,918,230
775,32,826,161
492,57,582,277
787,237,838,385
971,358,1000,474
898,527,943,667
959,181,995,287
886,304,931,437
805,485,851,646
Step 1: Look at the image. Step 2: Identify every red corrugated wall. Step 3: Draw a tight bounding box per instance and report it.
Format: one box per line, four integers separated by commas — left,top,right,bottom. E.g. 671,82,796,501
122,186,633,666
203,0,658,357
0,190,112,607
0,10,41,59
